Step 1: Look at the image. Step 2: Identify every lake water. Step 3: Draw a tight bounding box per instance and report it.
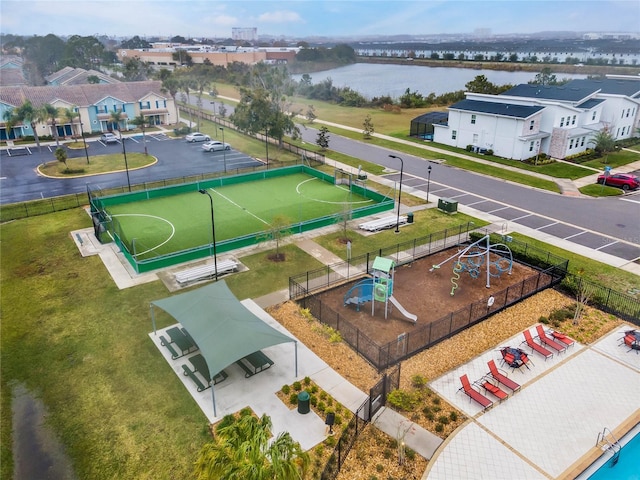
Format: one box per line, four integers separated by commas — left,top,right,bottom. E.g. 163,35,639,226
292,63,588,100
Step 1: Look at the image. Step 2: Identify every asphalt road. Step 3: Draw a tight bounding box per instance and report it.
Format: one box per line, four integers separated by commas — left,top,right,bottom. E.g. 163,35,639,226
0,133,262,204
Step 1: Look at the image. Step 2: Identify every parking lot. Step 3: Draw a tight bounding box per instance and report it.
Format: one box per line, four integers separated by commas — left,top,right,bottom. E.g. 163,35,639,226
0,132,263,204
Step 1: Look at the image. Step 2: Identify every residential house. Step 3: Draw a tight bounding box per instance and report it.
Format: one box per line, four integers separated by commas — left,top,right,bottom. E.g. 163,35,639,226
0,80,176,141
433,75,640,160
45,67,119,86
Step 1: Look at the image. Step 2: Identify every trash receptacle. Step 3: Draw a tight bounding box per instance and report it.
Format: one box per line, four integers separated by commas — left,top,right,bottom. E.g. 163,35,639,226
438,198,458,214
297,391,310,414
407,212,414,224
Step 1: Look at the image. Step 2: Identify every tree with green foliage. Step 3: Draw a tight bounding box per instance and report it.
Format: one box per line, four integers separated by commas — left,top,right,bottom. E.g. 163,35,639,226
13,100,45,149
120,35,152,49
589,126,617,164
316,125,330,150
530,67,559,86
22,34,66,84
40,103,61,147
362,114,374,139
109,110,124,132
262,215,293,262
130,114,149,155
121,57,153,81
55,147,67,168
465,75,498,94
63,35,107,69
2,110,18,140
193,413,309,480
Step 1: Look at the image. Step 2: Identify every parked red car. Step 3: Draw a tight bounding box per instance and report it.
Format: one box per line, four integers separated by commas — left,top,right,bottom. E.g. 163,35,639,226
596,173,640,191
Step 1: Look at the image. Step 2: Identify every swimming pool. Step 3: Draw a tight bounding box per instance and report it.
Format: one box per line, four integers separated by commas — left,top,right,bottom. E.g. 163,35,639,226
577,424,640,480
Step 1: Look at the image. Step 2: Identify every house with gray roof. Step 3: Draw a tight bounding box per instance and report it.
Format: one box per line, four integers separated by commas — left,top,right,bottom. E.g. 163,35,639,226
433,74,640,160
45,67,119,86
1,80,176,141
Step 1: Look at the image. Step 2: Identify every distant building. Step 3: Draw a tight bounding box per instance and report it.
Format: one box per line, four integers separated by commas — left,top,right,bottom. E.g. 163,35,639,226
45,67,119,86
0,80,176,140
0,55,28,86
433,75,640,160
232,28,258,42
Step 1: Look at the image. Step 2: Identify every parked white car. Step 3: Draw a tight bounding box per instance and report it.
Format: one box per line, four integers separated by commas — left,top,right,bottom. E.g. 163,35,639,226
185,132,211,142
100,133,118,143
202,141,231,152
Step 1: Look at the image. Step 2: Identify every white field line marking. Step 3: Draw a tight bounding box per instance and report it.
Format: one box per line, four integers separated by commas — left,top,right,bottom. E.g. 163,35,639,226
111,213,176,256
207,188,270,225
295,178,373,205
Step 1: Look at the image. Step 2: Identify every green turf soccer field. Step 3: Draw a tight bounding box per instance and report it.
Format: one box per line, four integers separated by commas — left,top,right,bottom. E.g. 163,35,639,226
104,172,385,262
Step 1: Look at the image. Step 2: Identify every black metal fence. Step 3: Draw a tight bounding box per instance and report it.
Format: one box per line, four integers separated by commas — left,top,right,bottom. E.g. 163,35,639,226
557,272,640,325
320,364,400,480
291,229,570,371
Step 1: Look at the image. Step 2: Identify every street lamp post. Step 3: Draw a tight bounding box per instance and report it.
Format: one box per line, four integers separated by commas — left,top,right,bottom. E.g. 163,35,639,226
264,127,269,168
119,130,131,192
388,154,404,233
426,164,432,204
198,189,218,281
210,102,217,136
78,119,90,165
219,127,226,172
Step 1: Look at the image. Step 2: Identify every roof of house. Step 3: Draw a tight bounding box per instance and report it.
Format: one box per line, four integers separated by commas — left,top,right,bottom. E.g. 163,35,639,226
0,81,167,108
576,98,605,109
448,99,545,118
501,84,598,102
46,67,119,86
411,111,449,124
563,77,640,98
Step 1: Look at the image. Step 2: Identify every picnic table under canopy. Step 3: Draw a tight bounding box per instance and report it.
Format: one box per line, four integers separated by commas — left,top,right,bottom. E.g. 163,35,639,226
150,281,297,416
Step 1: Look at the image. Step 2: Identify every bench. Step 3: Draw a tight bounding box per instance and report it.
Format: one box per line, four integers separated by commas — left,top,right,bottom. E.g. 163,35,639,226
175,259,238,285
166,327,197,356
236,350,274,378
160,335,180,359
358,215,407,232
182,365,209,392
189,354,228,385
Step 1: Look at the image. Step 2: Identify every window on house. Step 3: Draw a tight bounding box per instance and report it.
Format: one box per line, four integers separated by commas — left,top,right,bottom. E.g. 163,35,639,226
571,115,576,125
569,139,574,149
529,120,535,131
592,111,596,121
471,114,476,124
529,141,535,152
472,133,478,143
621,110,624,119
581,136,585,146
560,117,564,127
452,130,457,140
626,108,630,118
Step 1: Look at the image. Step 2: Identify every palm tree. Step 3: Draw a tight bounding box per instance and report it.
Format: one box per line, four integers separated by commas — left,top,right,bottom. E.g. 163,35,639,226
64,107,90,164
109,110,123,132
40,103,61,147
589,126,617,164
2,110,18,141
193,413,309,480
130,114,149,155
13,100,43,150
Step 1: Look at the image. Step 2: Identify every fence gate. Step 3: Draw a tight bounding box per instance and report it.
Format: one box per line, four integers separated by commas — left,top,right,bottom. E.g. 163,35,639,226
367,363,400,421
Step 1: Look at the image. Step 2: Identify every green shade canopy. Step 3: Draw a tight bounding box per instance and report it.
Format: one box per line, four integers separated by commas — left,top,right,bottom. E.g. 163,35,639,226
373,256,395,273
151,281,296,386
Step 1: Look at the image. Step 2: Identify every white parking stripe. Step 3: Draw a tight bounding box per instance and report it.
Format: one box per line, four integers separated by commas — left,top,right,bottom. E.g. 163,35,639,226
466,200,488,206
595,240,619,251
536,221,558,230
488,206,509,214
563,231,586,240
511,214,532,222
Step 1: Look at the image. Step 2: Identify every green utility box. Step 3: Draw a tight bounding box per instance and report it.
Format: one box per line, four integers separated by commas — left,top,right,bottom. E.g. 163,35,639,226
297,391,310,414
407,212,414,224
438,198,458,214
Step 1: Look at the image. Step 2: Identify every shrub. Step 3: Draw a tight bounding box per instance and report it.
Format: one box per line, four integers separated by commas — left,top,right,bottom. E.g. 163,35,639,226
239,407,252,417
411,374,427,388
432,397,441,405
310,385,318,394
320,391,327,400
303,376,311,385
435,423,444,433
310,396,317,407
289,393,298,405
424,411,435,421
317,401,326,412
432,406,441,413
334,414,342,425
449,411,458,422
438,415,450,425
325,435,336,447
406,448,416,461
383,448,392,459
387,389,418,411
376,464,384,473
422,406,431,415
293,381,302,391
215,414,236,433
281,384,291,395
539,316,549,324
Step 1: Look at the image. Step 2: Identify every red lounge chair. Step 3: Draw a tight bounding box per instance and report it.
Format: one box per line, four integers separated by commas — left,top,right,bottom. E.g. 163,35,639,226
458,374,493,410
620,330,640,353
522,329,554,360
536,325,567,353
476,378,508,401
487,360,521,392
550,330,575,348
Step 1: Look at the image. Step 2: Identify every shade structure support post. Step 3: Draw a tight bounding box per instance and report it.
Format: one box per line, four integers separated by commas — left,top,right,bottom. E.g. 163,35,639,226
212,385,217,417
151,305,157,334
295,342,298,377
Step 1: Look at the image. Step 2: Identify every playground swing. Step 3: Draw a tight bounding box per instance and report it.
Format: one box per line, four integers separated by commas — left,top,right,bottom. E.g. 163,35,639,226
429,235,513,296
343,257,417,323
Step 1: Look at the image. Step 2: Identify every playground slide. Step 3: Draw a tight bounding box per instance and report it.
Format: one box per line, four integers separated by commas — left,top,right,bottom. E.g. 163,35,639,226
389,296,417,323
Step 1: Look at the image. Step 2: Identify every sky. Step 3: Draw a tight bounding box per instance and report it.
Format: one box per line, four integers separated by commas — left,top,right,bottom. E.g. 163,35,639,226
0,0,638,39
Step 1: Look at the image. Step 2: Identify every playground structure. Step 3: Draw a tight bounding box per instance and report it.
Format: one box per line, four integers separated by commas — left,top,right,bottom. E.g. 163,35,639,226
344,257,418,323
429,235,513,296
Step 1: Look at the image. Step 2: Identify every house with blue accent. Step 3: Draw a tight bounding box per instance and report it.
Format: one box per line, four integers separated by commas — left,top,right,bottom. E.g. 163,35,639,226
433,74,640,160
0,80,176,141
